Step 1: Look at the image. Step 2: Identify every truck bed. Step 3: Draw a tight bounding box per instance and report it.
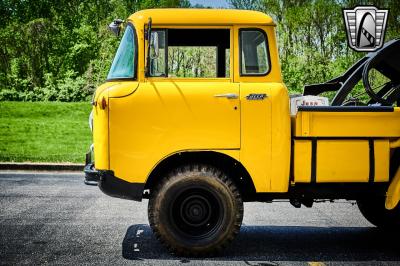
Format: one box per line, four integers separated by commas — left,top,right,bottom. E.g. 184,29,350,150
293,106,400,137
292,106,400,184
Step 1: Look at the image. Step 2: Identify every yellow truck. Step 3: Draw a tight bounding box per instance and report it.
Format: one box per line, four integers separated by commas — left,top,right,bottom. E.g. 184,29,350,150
84,9,400,256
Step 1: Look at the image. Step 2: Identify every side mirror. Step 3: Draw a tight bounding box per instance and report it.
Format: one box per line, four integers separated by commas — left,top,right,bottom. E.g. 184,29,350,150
108,19,124,36
150,32,159,59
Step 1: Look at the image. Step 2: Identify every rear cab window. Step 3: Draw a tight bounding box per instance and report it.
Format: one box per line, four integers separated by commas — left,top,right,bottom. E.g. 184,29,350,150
240,29,270,76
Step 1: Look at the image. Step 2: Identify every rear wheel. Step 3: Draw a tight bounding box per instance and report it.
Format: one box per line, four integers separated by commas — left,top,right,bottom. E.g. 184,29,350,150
357,197,400,229
148,164,243,256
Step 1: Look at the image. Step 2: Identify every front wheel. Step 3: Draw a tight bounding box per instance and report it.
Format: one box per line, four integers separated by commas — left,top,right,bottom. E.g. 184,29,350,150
148,164,243,256
357,197,400,229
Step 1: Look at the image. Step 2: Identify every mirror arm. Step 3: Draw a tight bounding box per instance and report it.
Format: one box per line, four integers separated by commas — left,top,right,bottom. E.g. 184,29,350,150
145,17,152,77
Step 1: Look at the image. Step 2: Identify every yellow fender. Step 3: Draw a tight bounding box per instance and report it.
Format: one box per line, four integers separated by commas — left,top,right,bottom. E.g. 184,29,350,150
386,167,400,210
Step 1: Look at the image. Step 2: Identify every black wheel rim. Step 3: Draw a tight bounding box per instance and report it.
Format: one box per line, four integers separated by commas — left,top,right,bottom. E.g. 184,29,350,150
169,186,224,239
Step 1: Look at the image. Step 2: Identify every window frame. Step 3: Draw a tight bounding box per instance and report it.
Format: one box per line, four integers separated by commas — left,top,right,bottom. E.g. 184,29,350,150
147,27,232,79
239,28,271,77
106,23,138,82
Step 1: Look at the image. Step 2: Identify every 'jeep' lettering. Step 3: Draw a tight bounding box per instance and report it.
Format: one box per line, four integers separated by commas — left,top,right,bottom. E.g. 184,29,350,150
246,93,267,100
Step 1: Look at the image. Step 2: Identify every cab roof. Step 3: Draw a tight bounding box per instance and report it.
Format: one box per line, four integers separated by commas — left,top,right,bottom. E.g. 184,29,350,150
128,8,275,26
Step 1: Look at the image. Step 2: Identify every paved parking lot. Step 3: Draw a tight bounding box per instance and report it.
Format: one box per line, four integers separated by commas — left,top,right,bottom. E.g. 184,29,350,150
1,171,399,265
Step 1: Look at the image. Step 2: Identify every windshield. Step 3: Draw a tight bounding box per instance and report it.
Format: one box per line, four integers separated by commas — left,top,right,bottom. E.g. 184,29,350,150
107,24,136,80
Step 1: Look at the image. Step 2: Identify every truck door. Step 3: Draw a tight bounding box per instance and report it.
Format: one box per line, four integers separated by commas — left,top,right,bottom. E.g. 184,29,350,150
144,28,240,150
234,26,291,192
142,80,240,149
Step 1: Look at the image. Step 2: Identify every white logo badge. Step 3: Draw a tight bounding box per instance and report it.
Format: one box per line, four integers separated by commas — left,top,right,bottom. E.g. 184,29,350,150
343,6,388,52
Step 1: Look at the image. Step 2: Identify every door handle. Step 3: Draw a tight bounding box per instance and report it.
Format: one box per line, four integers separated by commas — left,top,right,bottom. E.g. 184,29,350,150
214,93,238,99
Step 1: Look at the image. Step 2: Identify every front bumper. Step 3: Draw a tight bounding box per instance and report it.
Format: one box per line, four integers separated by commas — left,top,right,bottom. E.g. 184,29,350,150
84,144,99,185
96,170,145,201
83,144,145,201
84,163,99,185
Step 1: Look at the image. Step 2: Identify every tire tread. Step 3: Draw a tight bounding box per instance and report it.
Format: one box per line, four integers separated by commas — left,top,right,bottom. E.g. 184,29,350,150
148,164,243,257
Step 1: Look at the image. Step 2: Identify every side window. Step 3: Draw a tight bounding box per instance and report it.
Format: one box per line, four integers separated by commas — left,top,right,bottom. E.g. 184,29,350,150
240,29,270,76
148,29,230,78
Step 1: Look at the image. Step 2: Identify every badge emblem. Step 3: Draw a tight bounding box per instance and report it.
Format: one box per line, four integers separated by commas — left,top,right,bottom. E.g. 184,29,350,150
343,6,388,52
246,94,267,100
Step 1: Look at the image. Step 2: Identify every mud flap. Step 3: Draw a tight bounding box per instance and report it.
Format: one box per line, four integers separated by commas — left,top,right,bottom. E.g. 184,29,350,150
386,167,400,210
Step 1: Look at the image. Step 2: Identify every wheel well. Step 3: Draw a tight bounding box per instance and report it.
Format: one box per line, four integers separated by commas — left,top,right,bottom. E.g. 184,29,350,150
144,151,256,201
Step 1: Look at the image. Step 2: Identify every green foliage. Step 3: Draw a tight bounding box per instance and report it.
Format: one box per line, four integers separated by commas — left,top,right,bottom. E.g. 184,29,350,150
0,0,188,102
0,101,92,162
168,47,218,78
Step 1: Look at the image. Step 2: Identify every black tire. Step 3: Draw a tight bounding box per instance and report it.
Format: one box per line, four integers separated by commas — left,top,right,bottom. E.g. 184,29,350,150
148,164,243,256
357,197,400,229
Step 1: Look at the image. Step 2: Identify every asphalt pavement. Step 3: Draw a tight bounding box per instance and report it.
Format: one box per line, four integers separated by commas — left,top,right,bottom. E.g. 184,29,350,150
0,171,399,265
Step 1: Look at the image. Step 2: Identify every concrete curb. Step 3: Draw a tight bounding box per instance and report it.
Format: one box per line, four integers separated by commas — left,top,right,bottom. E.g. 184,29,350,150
0,162,84,171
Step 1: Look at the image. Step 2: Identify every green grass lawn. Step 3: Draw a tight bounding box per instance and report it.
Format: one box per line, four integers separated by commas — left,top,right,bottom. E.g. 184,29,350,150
0,101,92,163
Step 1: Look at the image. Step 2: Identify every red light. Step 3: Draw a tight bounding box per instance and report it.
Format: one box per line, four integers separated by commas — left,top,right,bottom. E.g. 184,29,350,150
101,97,107,109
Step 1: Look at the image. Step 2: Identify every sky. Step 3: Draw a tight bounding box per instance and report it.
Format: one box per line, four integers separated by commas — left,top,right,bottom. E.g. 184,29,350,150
190,0,229,8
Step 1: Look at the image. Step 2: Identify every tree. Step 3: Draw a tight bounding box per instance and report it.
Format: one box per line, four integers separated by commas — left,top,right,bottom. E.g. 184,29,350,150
0,0,187,101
